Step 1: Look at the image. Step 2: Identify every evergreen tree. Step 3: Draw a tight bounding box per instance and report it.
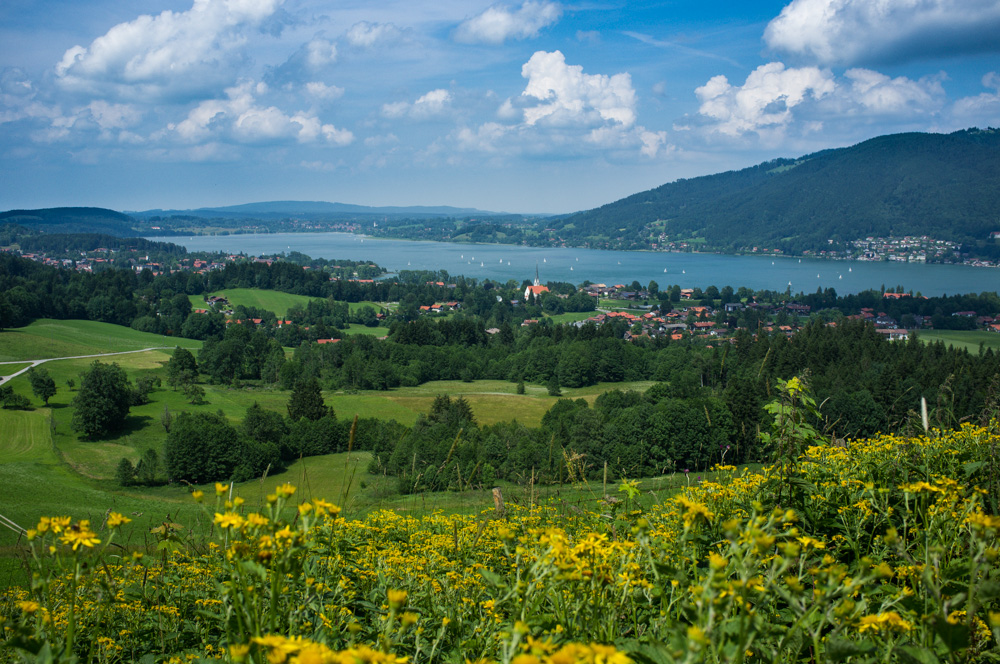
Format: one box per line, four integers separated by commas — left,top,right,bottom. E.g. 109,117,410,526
116,458,136,487
287,377,329,421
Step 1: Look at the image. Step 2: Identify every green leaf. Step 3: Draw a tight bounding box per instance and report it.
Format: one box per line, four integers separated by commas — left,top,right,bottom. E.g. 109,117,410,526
898,644,942,664
825,637,875,662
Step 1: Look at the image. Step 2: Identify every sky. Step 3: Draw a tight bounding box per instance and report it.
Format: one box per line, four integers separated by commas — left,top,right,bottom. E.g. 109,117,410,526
1,0,999,214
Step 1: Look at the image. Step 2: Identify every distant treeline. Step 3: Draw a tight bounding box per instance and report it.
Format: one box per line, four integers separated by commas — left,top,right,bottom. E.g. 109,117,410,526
158,316,1000,487
13,229,187,256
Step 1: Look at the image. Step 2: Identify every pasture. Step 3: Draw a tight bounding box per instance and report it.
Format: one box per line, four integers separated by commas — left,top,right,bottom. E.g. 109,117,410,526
0,319,197,362
919,329,1000,353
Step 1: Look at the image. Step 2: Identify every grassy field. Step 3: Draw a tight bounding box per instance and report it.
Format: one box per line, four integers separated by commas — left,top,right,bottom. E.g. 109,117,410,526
0,319,198,362
0,363,33,378
189,289,320,317
545,311,597,324
598,298,651,311
189,290,392,318
919,329,1000,353
0,322,668,586
340,324,389,337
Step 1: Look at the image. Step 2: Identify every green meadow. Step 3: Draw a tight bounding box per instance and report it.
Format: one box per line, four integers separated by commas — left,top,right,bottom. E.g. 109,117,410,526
918,329,1000,353
188,288,319,317
0,319,665,581
188,289,392,319
0,319,197,362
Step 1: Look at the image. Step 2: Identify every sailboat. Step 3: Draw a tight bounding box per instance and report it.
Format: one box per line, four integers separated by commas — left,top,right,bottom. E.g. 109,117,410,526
570,266,574,271
663,268,667,273
849,267,852,272
543,258,546,263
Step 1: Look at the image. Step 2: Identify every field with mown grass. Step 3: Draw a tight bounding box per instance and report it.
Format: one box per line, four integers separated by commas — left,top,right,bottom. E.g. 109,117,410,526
188,289,319,317
919,329,1000,353
188,289,392,318
0,319,197,362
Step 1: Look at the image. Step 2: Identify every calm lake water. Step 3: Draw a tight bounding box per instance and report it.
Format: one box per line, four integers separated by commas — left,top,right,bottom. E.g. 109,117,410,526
147,232,1000,297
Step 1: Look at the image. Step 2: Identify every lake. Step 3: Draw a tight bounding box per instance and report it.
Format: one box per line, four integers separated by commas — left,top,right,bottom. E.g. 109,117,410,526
147,232,1000,297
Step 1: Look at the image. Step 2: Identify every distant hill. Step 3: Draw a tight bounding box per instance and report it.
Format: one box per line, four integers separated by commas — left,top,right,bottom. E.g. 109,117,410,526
0,207,138,236
552,128,1000,257
132,200,503,220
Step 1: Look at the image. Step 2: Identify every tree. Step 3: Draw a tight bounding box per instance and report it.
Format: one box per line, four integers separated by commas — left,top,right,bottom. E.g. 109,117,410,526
28,367,56,405
287,377,329,421
165,411,244,483
72,361,133,439
547,374,562,397
166,346,199,389
116,458,136,487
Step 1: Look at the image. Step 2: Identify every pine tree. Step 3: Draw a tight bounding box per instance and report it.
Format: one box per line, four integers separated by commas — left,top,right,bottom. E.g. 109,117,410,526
287,377,329,421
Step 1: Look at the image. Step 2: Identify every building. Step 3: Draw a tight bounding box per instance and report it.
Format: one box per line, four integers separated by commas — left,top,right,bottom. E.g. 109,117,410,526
524,265,550,300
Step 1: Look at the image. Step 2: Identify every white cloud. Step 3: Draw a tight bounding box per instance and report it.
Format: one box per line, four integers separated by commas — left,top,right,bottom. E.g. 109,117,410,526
694,62,947,138
764,0,1000,66
168,80,353,145
456,122,510,152
843,69,944,114
87,100,143,130
381,89,452,119
304,81,344,100
455,52,671,159
454,1,561,44
695,62,835,136
304,38,337,68
952,71,1000,120
345,22,402,48
521,50,636,127
55,0,284,102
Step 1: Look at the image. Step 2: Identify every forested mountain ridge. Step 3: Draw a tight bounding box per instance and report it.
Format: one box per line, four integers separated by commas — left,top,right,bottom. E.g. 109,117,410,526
553,128,1000,256
0,207,138,236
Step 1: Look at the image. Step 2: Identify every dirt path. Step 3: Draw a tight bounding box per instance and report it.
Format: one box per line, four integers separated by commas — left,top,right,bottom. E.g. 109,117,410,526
0,347,170,386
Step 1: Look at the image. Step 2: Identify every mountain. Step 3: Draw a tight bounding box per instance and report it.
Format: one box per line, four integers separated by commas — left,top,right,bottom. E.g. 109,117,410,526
0,207,138,236
132,200,503,220
552,128,1000,257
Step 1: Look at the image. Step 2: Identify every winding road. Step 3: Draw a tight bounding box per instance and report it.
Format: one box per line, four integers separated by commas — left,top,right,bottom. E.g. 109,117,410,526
0,347,171,387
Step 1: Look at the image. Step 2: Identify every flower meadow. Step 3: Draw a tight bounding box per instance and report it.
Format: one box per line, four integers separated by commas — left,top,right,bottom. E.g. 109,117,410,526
4,419,1000,663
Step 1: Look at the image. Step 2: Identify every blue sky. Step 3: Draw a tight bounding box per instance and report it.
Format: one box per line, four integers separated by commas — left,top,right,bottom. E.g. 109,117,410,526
1,0,998,214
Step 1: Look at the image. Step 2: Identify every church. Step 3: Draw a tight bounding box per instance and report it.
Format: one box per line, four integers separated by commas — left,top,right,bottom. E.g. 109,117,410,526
524,265,549,300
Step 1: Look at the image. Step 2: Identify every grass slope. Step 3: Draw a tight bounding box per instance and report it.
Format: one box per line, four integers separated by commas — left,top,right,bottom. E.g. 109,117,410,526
919,330,1000,353
189,289,319,317
0,319,198,362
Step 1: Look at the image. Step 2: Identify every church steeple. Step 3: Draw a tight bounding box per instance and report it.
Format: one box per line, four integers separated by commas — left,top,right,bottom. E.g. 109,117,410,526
534,262,540,287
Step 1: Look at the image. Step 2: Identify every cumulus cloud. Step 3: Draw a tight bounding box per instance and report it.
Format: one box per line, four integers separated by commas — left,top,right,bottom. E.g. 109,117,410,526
267,36,337,86
952,71,1000,120
55,0,284,102
167,80,353,145
764,0,1000,66
456,51,672,158
304,81,344,101
843,69,945,114
454,1,561,44
381,89,452,119
520,50,636,127
87,100,143,130
694,62,946,138
345,22,402,48
696,63,835,136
